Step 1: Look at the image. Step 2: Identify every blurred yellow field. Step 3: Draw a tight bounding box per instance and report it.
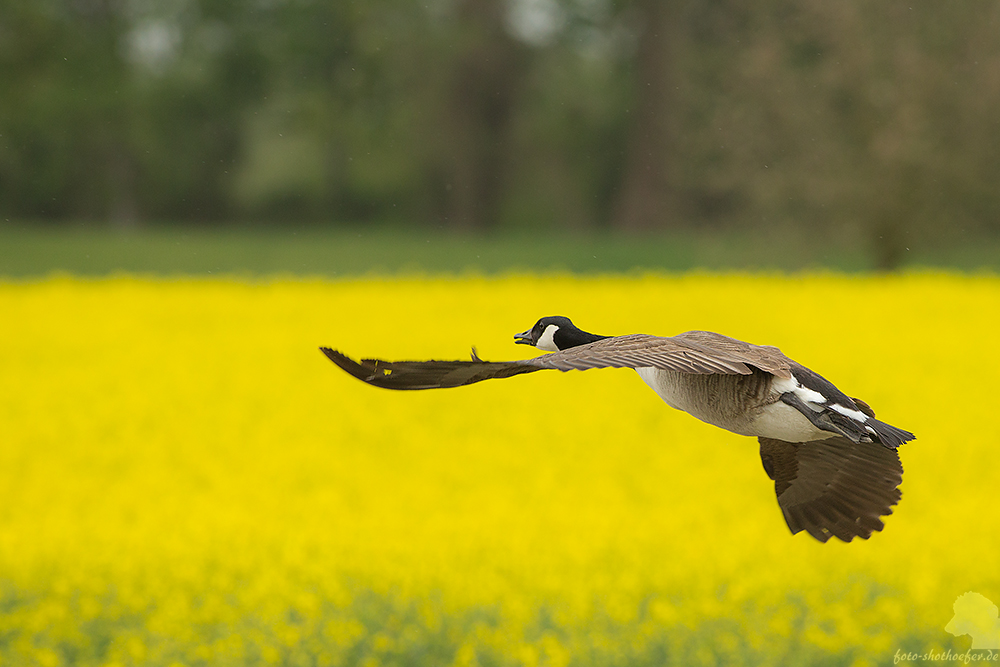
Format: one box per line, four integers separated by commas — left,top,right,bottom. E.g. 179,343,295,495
1,273,998,666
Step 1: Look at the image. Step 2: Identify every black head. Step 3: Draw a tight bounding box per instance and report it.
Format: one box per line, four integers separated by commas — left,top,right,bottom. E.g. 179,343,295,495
514,316,607,351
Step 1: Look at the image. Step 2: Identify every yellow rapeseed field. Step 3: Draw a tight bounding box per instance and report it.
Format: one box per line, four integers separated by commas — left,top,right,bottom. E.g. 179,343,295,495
1,273,998,666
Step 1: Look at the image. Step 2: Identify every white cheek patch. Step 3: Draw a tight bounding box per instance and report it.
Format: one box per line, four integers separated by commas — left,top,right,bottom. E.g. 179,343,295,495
536,324,560,351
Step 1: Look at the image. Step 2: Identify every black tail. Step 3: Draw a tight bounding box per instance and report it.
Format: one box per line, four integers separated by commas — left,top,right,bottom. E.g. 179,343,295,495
320,348,541,390
866,418,915,449
781,392,915,449
848,396,914,449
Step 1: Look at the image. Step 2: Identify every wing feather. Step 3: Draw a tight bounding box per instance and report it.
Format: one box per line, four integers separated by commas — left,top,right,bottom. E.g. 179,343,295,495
525,333,793,378
320,348,540,390
322,331,795,391
759,436,903,543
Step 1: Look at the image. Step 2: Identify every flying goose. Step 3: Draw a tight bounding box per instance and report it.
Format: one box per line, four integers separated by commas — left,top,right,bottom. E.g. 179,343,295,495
321,316,914,543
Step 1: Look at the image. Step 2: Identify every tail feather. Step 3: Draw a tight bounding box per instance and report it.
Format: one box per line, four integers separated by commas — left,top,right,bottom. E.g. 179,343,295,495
849,395,914,449
866,418,915,449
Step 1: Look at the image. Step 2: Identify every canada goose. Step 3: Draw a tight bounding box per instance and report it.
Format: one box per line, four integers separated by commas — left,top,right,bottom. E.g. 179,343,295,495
321,316,914,543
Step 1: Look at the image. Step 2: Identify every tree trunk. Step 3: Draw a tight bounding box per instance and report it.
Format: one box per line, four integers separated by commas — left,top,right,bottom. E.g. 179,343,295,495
612,0,677,233
108,142,139,229
444,0,521,232
870,163,919,271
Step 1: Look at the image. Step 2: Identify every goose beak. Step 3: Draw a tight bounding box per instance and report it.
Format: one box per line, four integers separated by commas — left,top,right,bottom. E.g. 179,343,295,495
514,330,534,346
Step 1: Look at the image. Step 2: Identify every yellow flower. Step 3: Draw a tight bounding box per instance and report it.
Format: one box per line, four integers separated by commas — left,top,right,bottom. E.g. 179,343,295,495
0,273,997,665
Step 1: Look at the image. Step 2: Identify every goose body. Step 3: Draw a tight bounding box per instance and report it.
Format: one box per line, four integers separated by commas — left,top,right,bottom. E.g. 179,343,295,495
322,316,914,543
634,366,825,442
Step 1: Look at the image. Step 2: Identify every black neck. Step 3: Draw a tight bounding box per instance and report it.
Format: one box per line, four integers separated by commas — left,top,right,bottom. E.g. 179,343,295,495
555,327,610,350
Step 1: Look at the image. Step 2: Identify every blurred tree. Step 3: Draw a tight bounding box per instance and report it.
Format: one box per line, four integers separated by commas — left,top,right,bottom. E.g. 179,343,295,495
440,0,526,231
0,0,266,223
824,2,1000,268
1,0,999,269
0,0,133,222
610,0,678,232
656,0,1000,266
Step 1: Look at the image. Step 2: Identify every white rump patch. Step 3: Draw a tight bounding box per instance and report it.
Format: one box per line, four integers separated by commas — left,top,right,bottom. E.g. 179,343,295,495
536,324,560,351
829,403,869,423
774,374,828,411
793,384,827,405
770,377,798,395
776,373,871,424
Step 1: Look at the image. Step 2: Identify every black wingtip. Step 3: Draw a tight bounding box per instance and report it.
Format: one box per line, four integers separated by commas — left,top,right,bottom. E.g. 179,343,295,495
319,347,376,383
319,346,344,366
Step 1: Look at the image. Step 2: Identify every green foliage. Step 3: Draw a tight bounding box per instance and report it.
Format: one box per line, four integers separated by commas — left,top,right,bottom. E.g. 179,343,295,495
2,223,999,276
1,0,999,262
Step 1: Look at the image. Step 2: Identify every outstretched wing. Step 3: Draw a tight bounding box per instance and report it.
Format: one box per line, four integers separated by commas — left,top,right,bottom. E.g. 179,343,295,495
759,436,903,543
528,333,793,378
320,348,541,390
323,331,794,390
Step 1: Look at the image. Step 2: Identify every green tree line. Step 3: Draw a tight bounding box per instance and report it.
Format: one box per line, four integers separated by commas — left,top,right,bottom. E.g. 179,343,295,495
2,0,998,263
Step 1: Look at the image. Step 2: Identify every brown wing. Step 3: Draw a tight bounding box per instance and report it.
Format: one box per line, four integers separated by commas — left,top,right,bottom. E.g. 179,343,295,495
323,332,793,390
320,348,540,390
527,332,793,378
759,436,903,543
